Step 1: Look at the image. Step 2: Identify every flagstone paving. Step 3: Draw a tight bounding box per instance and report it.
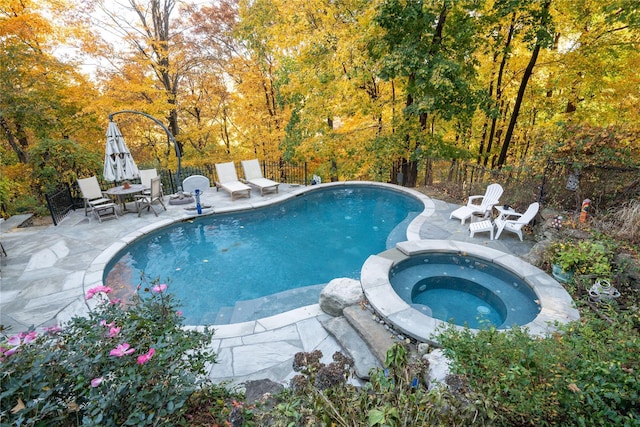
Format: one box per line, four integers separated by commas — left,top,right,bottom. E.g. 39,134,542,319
0,182,536,386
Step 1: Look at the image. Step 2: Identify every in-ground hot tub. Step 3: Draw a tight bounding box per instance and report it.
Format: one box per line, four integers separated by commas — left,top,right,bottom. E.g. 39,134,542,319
361,240,580,344
389,252,540,329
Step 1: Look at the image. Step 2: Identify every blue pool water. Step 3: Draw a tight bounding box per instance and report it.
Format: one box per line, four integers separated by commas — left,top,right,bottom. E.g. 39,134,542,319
389,253,540,329
105,186,423,325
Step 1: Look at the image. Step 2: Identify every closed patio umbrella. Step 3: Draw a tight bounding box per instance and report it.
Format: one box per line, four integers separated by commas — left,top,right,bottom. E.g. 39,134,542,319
104,120,140,183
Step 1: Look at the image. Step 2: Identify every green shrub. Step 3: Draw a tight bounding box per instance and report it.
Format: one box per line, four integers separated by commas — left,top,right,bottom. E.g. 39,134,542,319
0,282,216,426
438,313,640,426
548,239,615,280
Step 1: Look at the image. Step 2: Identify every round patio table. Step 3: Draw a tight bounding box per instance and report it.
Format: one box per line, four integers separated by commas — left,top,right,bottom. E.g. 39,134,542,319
106,184,147,213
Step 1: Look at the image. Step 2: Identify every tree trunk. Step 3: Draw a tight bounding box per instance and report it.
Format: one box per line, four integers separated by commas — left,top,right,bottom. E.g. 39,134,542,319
497,1,551,168
424,158,433,186
496,43,542,168
485,13,516,167
0,117,28,163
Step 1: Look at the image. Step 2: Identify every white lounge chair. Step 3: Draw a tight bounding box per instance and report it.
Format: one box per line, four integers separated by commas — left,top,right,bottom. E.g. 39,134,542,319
241,159,279,196
214,162,251,200
494,202,540,241
450,183,503,225
135,176,166,217
77,176,118,222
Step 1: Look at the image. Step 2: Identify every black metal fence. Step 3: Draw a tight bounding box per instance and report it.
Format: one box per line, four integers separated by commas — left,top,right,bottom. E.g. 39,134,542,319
47,158,637,224
44,184,77,226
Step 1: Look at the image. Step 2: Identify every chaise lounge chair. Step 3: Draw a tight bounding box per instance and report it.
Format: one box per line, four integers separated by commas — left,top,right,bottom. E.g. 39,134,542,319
77,176,118,223
241,159,279,196
449,183,503,225
214,161,251,200
494,202,539,241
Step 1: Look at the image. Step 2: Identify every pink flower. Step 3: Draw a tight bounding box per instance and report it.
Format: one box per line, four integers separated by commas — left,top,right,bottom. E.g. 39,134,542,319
176,310,183,316
99,320,115,328
110,298,121,305
4,346,21,356
43,325,62,334
109,343,135,357
107,326,121,338
86,285,113,300
137,348,156,365
91,377,104,387
22,331,38,344
7,335,21,347
152,284,167,293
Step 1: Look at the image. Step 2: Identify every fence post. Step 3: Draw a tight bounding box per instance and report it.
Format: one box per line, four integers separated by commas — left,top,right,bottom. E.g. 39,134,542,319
45,192,58,226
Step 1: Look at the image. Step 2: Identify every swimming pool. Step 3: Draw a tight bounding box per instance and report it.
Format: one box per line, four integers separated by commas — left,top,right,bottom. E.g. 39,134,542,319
104,185,425,325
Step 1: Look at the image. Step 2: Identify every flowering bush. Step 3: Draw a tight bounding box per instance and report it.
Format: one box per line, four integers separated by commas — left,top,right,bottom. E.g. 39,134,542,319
0,281,216,426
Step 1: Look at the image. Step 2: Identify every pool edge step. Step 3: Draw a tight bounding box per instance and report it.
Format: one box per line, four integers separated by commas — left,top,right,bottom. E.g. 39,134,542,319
342,305,399,364
321,305,400,379
320,315,381,380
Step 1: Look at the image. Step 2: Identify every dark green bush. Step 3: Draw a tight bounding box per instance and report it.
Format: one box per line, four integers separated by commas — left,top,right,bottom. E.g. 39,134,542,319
438,312,640,426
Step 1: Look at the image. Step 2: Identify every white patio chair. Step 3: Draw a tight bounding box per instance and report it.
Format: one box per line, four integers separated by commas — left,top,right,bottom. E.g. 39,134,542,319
77,176,118,222
494,202,540,241
139,168,163,197
241,159,279,196
134,176,166,217
449,183,503,225
214,162,251,200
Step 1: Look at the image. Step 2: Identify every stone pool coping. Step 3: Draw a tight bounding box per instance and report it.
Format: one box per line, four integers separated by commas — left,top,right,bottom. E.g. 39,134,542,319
361,240,580,345
80,181,435,335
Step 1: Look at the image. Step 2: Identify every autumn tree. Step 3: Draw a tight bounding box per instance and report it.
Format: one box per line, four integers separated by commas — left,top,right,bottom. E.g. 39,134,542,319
233,0,397,181
230,0,293,162
495,0,553,168
0,0,99,162
474,0,640,169
0,0,103,214
79,0,202,161
373,0,485,186
180,0,238,163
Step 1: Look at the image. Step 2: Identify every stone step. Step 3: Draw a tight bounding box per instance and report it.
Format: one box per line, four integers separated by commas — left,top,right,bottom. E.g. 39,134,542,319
321,305,401,380
342,305,399,365
229,284,326,324
213,306,234,324
0,214,34,232
320,315,381,380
